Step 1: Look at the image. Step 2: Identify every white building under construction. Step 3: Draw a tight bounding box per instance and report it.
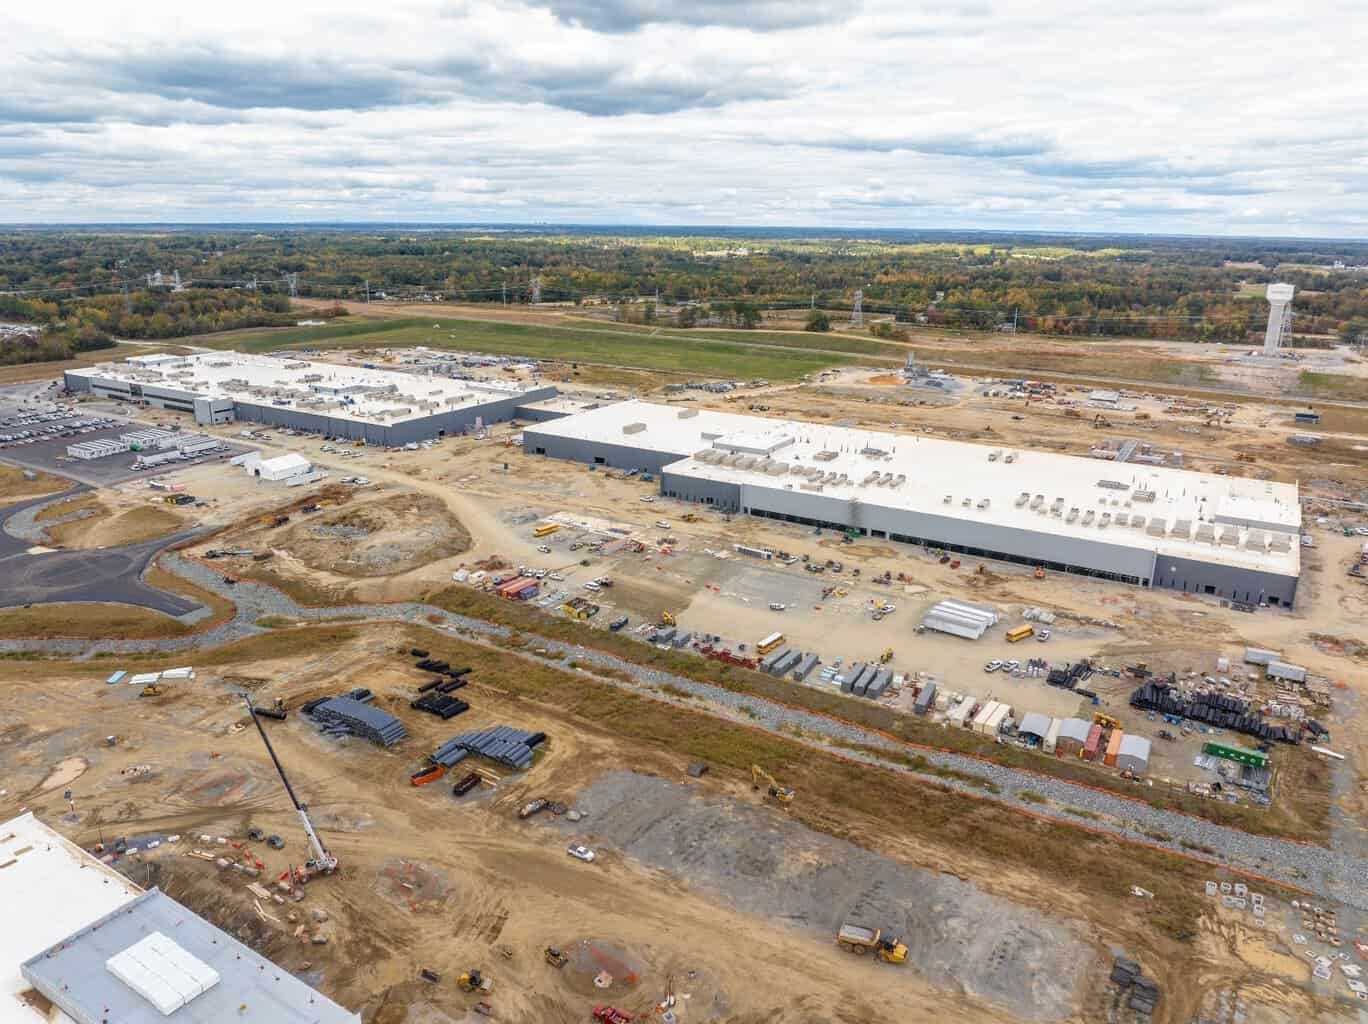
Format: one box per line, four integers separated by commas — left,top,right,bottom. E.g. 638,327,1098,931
524,400,1302,606
63,351,556,446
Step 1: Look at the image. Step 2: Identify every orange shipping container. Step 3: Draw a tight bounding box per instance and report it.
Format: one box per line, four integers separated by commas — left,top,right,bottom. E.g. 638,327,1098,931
1081,724,1104,762
1104,729,1124,768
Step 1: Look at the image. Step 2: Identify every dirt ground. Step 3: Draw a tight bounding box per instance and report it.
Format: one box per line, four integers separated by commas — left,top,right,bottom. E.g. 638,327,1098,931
1,626,1345,1024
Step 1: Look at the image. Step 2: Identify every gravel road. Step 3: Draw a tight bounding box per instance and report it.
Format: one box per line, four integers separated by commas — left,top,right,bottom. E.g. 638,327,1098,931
2,553,1364,908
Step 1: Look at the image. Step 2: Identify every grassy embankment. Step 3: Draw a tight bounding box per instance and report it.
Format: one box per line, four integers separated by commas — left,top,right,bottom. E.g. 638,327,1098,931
425,585,1329,842
197,316,878,380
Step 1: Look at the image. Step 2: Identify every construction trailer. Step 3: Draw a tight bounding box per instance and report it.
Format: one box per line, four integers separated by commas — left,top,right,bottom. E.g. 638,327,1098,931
971,700,1002,735
1244,646,1281,666
946,698,976,728
1265,660,1307,683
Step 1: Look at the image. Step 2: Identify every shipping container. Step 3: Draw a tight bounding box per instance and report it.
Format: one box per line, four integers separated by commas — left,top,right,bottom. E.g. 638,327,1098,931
984,703,1011,736
792,653,820,682
947,698,977,728
1081,723,1104,761
1202,741,1268,768
1104,729,1124,767
913,681,937,714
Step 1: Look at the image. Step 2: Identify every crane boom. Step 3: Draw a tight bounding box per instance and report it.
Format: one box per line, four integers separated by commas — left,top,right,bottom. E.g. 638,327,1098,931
243,696,338,874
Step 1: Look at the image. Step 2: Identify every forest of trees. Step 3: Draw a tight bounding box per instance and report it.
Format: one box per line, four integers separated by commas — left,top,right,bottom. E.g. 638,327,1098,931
2,228,1367,350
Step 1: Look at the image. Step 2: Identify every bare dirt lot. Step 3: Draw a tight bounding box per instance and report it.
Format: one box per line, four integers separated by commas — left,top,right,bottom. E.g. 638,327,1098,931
275,492,471,577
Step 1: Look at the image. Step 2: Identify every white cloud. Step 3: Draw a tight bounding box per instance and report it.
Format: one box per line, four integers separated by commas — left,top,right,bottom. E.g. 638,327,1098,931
0,0,1363,234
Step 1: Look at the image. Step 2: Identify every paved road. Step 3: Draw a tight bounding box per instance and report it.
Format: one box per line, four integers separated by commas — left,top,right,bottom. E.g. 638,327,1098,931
0,530,203,616
0,490,203,616
0,485,87,560
4,550,1366,910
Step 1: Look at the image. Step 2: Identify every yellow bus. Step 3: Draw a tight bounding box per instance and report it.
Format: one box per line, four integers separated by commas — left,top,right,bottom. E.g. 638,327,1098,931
757,632,785,655
533,523,561,537
1005,624,1035,643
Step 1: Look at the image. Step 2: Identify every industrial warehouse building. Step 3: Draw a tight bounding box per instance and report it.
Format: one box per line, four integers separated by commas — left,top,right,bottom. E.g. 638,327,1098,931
524,400,1302,605
64,351,556,447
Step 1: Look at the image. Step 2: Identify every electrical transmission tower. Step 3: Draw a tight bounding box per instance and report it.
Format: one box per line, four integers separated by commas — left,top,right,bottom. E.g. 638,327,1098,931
850,289,864,327
284,272,299,298
529,276,541,305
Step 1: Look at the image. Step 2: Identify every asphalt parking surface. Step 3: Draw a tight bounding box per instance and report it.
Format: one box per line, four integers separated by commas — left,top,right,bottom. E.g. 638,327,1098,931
0,529,203,615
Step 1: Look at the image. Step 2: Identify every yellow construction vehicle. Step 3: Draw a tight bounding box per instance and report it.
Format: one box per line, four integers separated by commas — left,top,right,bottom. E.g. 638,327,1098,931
139,683,163,698
751,765,794,804
660,610,677,627
457,969,493,993
1092,712,1122,731
837,923,908,963
680,513,701,523
878,647,894,664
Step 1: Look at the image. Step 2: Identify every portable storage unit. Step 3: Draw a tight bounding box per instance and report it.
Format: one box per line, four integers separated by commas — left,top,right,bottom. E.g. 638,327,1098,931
913,681,937,714
865,669,890,699
1042,717,1062,754
1244,647,1281,666
984,704,1011,737
1082,723,1104,761
1104,729,1124,767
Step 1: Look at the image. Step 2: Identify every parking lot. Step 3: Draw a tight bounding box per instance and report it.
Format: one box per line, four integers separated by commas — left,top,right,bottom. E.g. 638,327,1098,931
0,396,246,486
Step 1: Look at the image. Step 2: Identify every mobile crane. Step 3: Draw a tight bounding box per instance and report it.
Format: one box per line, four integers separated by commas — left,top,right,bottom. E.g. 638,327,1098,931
243,695,338,879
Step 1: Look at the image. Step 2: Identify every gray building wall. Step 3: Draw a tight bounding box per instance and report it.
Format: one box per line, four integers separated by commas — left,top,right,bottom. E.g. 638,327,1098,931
1152,553,1297,607
521,430,689,474
660,470,742,509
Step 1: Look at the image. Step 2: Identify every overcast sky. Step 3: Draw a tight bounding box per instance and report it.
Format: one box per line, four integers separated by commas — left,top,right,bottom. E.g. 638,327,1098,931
1,1,1364,236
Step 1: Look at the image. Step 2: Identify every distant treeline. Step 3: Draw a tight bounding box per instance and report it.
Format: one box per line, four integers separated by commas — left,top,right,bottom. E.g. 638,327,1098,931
1,228,1366,343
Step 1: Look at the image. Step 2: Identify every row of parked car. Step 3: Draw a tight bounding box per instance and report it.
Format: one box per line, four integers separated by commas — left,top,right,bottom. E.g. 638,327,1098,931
0,411,115,448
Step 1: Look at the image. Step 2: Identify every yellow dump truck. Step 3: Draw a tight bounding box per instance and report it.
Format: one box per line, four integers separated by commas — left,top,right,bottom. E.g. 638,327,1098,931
836,924,907,963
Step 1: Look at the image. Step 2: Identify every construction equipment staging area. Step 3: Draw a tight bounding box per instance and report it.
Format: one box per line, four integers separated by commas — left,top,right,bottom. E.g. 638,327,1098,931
523,400,1302,606
63,351,557,447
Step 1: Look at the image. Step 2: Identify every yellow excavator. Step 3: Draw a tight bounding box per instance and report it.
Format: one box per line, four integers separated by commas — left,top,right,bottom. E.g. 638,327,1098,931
659,610,677,627
751,765,794,805
878,647,894,664
1092,712,1122,731
139,683,163,698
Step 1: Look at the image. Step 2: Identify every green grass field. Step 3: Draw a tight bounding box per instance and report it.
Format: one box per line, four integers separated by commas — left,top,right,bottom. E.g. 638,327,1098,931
198,316,879,379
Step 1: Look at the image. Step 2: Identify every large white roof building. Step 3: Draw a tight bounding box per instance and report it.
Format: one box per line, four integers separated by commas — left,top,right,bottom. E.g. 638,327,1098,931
65,351,556,446
524,400,1301,606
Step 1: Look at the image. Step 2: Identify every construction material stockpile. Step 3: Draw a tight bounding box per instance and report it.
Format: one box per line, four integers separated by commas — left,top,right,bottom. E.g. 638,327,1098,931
431,726,547,771
305,693,407,747
411,655,473,718
1129,681,1300,744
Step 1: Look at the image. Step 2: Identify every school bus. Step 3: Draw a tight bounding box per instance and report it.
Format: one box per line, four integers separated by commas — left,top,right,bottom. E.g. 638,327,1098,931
533,522,561,538
757,632,785,655
1005,624,1035,643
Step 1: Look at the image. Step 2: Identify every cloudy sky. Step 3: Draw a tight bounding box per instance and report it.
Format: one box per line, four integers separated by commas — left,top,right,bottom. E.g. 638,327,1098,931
1,1,1364,235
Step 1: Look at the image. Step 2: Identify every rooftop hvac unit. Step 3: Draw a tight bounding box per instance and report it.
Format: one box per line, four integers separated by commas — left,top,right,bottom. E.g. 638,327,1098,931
976,498,990,509
1051,498,1065,515
1172,518,1192,539
1132,489,1156,503
1146,517,1167,537
1131,515,1146,530
1219,528,1240,548
1015,492,1029,507
944,494,953,504
1082,510,1095,525
1031,494,1044,509
1004,453,1017,463
988,449,1002,462
1195,522,1215,543
1066,507,1079,523
623,422,646,435
1268,533,1293,553
814,450,838,462
1099,512,1111,528
678,408,698,418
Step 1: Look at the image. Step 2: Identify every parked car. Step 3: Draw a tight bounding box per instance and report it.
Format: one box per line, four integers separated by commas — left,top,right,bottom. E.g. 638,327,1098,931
567,844,595,863
609,615,629,631
1036,629,1051,642
537,544,551,554
984,660,1003,673
638,495,656,503
655,520,671,529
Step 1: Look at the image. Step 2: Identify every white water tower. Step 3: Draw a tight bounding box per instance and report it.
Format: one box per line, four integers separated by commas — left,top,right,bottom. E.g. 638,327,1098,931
1263,282,1294,354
